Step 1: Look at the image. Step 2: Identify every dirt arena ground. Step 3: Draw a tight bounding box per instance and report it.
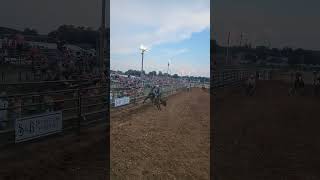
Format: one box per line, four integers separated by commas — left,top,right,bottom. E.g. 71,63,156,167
0,125,108,180
111,88,210,179
214,80,320,180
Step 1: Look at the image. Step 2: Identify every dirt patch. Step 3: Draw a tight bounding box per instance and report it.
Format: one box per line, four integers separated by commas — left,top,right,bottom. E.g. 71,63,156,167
0,125,108,180
111,88,210,179
214,80,320,180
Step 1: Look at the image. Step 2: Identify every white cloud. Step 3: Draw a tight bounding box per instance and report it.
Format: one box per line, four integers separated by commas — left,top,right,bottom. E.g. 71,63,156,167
170,63,209,77
160,48,189,59
110,0,210,54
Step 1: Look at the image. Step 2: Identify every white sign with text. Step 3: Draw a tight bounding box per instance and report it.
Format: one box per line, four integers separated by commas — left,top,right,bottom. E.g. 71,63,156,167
114,96,130,107
15,111,63,143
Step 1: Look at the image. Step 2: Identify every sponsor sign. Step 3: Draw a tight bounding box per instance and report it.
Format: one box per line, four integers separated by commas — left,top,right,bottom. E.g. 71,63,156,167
114,96,130,107
15,111,62,143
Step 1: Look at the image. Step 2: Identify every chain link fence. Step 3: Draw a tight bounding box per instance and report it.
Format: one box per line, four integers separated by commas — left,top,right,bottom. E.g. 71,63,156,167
212,67,274,89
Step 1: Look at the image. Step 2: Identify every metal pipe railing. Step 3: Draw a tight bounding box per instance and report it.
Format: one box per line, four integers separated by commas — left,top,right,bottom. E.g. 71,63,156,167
212,69,273,89
0,81,107,139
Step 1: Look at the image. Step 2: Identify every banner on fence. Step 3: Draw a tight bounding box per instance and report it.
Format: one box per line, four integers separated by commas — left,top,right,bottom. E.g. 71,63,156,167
15,111,63,143
114,96,130,107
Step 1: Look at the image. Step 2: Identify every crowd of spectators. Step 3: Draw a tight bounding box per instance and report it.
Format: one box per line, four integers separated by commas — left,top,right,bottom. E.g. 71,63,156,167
0,34,100,82
110,73,188,99
0,35,107,130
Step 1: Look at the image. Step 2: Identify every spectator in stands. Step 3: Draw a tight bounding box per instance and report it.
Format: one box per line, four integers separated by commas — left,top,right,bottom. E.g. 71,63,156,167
0,92,9,129
12,96,22,127
45,69,52,81
44,95,54,112
90,81,101,97
101,71,107,83
314,76,320,96
0,51,4,64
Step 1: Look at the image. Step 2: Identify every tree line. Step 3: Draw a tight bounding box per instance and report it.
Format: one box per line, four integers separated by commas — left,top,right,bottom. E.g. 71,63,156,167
112,69,209,82
118,69,179,78
213,39,320,65
1,25,104,49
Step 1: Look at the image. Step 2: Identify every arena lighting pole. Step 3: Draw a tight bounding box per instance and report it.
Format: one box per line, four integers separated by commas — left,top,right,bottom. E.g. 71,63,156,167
140,45,147,91
99,0,106,74
167,60,170,77
166,60,170,86
239,32,243,47
140,45,147,77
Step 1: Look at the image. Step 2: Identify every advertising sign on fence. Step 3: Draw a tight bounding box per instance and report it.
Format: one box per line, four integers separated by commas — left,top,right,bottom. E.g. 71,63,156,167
114,96,130,107
15,111,63,143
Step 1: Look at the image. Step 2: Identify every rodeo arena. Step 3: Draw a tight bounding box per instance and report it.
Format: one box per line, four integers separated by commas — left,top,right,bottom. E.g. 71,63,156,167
213,62,320,179
110,71,210,178
0,34,211,179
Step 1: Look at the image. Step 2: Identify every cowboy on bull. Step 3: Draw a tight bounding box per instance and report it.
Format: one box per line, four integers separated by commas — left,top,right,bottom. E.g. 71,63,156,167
143,85,155,103
314,72,320,96
143,85,161,103
246,74,256,96
142,84,166,108
153,85,161,100
293,72,304,95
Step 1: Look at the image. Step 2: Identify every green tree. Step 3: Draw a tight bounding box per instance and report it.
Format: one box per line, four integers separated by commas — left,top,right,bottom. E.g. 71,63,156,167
288,48,305,65
148,71,157,76
48,25,98,48
172,74,179,78
22,28,38,35
125,69,143,76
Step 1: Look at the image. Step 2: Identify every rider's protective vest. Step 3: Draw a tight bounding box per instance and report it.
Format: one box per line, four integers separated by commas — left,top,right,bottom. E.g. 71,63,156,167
154,87,160,97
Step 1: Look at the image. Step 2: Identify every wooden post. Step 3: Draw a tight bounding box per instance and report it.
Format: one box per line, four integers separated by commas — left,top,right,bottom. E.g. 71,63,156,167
239,32,243,47
226,32,231,65
77,80,82,134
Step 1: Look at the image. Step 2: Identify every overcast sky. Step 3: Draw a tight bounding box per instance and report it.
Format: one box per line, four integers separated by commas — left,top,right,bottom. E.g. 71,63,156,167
212,0,320,50
110,0,210,77
0,0,108,34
